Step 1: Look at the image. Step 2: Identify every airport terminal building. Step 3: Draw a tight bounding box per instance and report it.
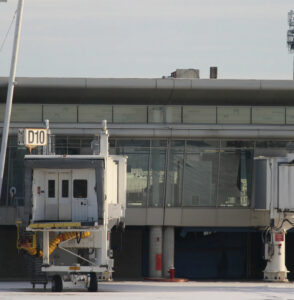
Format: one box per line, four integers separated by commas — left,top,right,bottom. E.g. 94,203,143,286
1,70,294,280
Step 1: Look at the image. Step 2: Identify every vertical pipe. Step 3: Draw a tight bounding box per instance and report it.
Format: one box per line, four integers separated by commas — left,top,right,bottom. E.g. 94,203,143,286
43,231,50,265
149,226,162,278
0,0,24,199
210,66,218,79
163,226,175,278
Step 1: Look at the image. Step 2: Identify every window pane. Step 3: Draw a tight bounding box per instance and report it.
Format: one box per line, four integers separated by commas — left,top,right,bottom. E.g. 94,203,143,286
43,105,77,123
62,180,69,198
252,107,285,124
183,106,216,124
286,107,294,124
116,143,149,207
0,104,4,122
218,149,253,207
113,106,147,123
255,140,290,157
148,106,181,123
73,180,87,198
186,140,219,151
48,180,55,198
148,106,164,123
217,107,251,124
79,105,112,123
166,142,184,207
149,147,166,207
166,107,181,123
12,104,42,122
183,141,219,206
221,140,254,148
183,152,219,207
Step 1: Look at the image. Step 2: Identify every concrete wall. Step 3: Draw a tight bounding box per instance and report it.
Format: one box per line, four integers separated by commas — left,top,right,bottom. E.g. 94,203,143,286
125,208,270,227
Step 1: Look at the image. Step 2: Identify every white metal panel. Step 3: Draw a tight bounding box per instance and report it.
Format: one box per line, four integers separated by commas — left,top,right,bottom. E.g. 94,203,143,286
72,169,96,221
279,165,294,210
58,171,72,220
107,160,118,204
45,171,58,220
32,169,45,221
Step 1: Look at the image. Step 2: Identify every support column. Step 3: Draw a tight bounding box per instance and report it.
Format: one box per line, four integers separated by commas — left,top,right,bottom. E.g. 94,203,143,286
163,226,175,278
149,226,162,278
264,230,288,282
43,231,50,265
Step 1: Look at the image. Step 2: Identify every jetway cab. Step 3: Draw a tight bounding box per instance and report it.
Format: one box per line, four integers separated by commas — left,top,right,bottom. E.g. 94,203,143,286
19,122,127,292
28,156,124,224
33,168,96,222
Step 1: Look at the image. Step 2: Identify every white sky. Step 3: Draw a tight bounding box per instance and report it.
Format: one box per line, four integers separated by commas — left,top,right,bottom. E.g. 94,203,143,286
0,0,293,79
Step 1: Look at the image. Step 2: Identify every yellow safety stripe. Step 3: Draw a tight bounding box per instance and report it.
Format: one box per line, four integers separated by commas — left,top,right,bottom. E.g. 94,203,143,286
28,222,82,229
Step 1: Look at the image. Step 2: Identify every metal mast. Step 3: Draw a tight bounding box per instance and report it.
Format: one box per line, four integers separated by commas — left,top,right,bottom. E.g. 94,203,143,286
0,0,24,199
287,10,294,79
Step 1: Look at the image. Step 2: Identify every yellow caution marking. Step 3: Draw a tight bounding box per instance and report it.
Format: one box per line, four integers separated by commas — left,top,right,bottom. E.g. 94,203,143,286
28,222,82,229
69,266,81,271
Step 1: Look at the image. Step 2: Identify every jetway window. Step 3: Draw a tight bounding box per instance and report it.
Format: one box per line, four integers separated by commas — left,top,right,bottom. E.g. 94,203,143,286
48,180,55,198
73,180,87,198
62,180,69,198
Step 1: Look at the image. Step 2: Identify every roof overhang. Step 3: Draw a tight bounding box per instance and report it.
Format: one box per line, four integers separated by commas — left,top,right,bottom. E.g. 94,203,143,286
1,77,294,105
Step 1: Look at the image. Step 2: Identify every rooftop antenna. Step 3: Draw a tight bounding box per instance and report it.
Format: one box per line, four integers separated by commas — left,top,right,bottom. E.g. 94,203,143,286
0,0,24,199
287,10,294,79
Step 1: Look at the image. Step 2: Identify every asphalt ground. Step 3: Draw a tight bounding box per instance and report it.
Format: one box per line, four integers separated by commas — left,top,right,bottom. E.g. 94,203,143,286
0,281,294,300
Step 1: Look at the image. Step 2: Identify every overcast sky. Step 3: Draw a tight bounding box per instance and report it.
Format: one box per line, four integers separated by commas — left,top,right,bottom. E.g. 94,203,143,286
0,0,293,79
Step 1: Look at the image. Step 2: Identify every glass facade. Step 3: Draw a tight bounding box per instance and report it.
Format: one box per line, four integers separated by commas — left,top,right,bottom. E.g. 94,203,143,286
112,139,255,208
1,135,293,209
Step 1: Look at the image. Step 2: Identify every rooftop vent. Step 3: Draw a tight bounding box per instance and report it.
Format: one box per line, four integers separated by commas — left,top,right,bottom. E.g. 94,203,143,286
170,69,200,79
210,67,218,79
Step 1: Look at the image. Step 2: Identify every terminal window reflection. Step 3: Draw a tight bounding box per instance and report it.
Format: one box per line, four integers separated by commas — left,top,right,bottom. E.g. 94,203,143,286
0,136,257,209
148,141,167,207
116,140,150,207
218,141,254,207
166,141,184,207
183,141,219,207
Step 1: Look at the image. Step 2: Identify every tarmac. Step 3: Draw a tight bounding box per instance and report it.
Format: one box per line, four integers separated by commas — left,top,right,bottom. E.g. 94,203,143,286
0,280,294,299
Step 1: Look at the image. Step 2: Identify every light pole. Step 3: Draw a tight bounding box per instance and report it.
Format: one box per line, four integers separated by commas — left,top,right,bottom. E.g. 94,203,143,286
287,10,294,79
0,0,24,200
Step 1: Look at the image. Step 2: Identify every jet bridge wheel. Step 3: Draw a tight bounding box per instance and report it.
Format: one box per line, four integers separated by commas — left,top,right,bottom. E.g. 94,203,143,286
88,272,98,292
52,275,63,292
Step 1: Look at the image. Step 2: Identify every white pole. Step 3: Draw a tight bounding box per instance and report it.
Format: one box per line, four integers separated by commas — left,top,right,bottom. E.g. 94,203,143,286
0,0,24,199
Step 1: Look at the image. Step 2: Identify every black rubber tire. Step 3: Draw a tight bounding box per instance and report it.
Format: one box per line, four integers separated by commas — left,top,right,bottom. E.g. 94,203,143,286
88,272,98,292
52,275,63,292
